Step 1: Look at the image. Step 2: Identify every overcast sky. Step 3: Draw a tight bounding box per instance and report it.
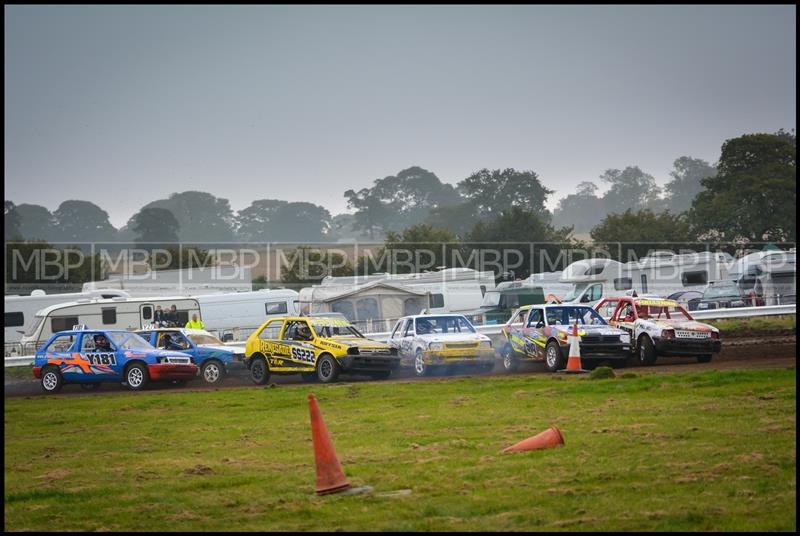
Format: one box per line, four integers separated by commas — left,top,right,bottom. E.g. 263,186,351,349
4,5,796,228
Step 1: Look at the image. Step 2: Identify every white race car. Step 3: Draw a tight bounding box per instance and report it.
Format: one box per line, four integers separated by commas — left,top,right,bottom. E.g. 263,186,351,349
387,314,495,376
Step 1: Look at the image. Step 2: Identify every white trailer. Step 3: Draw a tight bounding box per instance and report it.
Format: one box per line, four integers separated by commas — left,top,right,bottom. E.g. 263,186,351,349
559,251,735,305
728,249,796,305
196,289,300,341
4,289,131,347
18,296,201,352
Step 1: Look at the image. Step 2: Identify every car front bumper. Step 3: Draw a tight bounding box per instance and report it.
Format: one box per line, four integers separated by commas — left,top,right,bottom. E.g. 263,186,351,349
420,348,496,366
558,341,631,359
654,338,722,356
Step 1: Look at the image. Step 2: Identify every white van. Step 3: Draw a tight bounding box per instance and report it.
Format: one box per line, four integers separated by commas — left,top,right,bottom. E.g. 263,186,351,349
196,289,300,341
19,296,201,352
560,251,735,305
5,289,131,347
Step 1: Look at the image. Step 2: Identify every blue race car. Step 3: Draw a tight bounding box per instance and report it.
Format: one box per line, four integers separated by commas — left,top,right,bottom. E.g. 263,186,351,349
33,328,197,393
135,328,244,385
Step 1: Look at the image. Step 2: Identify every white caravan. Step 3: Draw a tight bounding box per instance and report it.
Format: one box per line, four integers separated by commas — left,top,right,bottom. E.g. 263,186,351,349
728,249,796,305
196,289,300,341
525,271,572,301
560,251,735,305
4,289,131,347
19,296,201,352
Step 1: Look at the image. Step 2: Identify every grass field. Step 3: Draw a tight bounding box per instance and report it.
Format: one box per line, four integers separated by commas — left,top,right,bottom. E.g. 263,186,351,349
4,368,796,531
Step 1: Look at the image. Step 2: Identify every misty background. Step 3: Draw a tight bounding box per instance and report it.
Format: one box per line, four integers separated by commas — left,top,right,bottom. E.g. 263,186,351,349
5,5,796,232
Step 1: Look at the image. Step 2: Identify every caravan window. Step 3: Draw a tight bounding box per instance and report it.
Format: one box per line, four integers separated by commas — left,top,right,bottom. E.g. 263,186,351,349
640,274,648,293
52,316,80,333
613,278,633,290
5,312,24,327
101,308,117,325
403,298,426,316
265,302,288,315
331,300,355,321
681,271,708,286
430,294,445,308
141,306,153,321
356,298,379,321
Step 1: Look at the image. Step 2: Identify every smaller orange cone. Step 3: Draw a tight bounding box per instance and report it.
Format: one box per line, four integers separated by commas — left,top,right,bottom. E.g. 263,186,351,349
559,322,588,373
503,426,565,453
308,393,351,495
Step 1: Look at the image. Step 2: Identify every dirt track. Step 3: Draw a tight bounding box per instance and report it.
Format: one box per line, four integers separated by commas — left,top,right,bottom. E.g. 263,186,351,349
5,335,795,398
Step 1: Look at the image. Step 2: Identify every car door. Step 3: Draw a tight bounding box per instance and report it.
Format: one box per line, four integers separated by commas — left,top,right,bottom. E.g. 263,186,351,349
400,319,416,357
280,320,315,367
77,332,122,381
505,309,528,354
525,308,546,358
387,319,406,352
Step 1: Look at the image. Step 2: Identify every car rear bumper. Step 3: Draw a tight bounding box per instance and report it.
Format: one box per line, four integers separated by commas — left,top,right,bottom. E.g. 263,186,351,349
654,338,722,356
147,363,199,381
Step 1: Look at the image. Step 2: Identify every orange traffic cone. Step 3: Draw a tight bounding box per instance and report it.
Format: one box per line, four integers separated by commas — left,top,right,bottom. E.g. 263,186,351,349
308,393,351,495
503,426,565,453
559,322,588,373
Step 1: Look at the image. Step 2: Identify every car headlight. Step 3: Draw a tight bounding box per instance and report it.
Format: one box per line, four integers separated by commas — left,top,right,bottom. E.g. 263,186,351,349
620,333,630,344
479,340,492,349
428,342,444,351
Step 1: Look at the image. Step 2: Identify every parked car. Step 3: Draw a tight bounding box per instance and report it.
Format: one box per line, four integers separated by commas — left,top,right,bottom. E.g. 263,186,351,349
595,295,721,365
696,281,750,310
243,315,400,384
387,314,495,376
667,290,704,311
33,328,197,393
136,327,244,385
499,304,631,372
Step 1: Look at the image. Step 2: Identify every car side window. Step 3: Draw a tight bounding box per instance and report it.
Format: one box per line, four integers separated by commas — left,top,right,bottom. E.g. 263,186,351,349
390,320,404,339
509,310,525,325
403,320,414,337
81,334,98,352
528,309,544,327
258,321,283,340
46,335,75,353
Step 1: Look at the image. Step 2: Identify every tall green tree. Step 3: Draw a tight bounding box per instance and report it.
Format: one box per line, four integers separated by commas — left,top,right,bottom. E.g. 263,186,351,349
129,207,181,247
52,200,118,245
14,203,57,242
600,166,662,215
236,200,332,243
663,157,717,214
4,201,22,241
552,181,607,232
344,166,461,238
590,209,695,260
690,131,796,242
140,191,236,244
458,168,553,219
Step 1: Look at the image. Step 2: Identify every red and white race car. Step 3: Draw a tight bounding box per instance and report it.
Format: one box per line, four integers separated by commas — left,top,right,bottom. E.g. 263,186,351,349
595,295,722,366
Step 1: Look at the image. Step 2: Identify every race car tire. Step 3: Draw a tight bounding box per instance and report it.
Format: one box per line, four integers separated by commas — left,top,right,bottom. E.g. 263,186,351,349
301,372,319,383
125,363,150,391
413,349,429,377
500,343,519,372
41,366,64,394
201,359,225,385
545,341,566,372
368,370,392,380
697,354,713,363
637,335,657,366
317,354,341,383
79,382,101,391
250,355,270,385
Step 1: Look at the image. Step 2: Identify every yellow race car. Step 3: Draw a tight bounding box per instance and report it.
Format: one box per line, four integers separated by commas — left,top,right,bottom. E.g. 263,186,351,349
244,315,400,383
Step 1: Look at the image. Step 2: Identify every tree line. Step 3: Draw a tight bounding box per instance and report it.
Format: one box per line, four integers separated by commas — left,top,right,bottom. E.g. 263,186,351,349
4,129,796,251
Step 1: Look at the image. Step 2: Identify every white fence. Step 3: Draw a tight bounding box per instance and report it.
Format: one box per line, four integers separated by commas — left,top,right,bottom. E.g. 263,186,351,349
5,304,795,368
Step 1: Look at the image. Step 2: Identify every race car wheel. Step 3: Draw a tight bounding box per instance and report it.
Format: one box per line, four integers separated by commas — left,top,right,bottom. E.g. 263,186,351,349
413,349,428,377
317,354,341,383
41,366,63,394
201,359,225,385
545,341,565,372
250,355,270,385
637,336,657,366
125,363,150,391
501,344,518,372
301,372,319,383
697,354,713,363
79,382,101,391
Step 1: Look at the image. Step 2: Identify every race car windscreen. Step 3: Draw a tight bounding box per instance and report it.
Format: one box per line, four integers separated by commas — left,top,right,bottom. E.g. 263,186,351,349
545,306,607,326
311,318,365,338
187,333,223,345
638,302,692,320
107,332,155,350
415,316,477,334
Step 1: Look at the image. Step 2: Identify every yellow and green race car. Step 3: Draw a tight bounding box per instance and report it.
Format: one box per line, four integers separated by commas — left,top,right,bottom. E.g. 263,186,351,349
243,315,400,383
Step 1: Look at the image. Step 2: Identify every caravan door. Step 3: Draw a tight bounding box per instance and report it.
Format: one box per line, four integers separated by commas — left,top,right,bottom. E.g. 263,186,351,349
140,303,155,328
